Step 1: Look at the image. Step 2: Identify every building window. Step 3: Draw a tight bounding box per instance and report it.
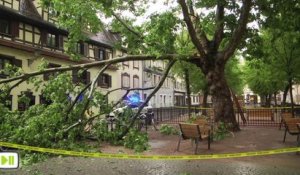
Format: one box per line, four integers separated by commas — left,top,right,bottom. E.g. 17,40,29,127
94,48,107,61
47,33,56,47
98,73,112,88
77,42,89,57
0,19,10,35
72,70,90,85
40,94,52,106
44,63,61,80
41,30,63,49
0,18,19,38
18,91,35,111
153,75,157,84
0,55,22,78
121,73,130,89
133,61,139,69
133,75,139,88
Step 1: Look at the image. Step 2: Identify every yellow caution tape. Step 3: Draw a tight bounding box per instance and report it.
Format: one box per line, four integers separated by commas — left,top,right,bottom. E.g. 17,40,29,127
0,141,299,160
174,106,300,110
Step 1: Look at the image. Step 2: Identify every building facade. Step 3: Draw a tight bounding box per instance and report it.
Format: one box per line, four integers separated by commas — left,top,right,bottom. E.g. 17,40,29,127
142,60,190,108
0,0,144,111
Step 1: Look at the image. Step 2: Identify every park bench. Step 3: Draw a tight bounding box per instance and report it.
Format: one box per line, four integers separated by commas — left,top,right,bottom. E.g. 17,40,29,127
282,118,300,143
279,112,293,130
177,123,211,154
246,109,274,121
193,118,214,139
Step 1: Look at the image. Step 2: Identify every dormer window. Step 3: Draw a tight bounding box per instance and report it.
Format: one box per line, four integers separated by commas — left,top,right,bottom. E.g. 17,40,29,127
94,48,107,61
0,18,19,37
41,30,63,49
0,19,10,35
47,33,57,48
77,42,88,56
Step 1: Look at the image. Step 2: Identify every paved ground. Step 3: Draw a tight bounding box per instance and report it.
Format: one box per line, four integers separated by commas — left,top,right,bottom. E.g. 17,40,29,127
1,127,300,175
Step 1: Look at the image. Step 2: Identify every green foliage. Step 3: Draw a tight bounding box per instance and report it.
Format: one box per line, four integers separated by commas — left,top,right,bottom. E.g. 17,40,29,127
186,114,209,124
21,152,49,166
143,12,179,55
123,129,149,153
213,122,230,141
225,57,245,95
91,108,150,152
244,29,300,96
159,124,179,135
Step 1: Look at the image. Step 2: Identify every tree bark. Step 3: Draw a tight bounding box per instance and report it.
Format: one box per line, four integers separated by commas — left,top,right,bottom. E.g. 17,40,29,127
184,69,191,118
266,94,271,107
274,92,277,107
202,90,208,116
282,84,289,106
289,78,294,117
205,60,240,131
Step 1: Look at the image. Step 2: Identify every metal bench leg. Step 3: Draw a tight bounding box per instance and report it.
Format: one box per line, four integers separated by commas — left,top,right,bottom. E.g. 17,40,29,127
177,136,182,151
279,119,283,130
208,132,211,150
283,129,287,143
195,138,199,154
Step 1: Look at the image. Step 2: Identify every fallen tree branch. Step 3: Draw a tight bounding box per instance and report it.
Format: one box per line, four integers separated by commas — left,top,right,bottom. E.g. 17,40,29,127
63,86,156,133
78,64,111,122
0,54,177,84
118,59,176,139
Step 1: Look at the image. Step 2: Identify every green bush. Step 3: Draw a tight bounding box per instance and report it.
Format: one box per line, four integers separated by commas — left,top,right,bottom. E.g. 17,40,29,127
123,129,149,153
159,124,178,135
91,109,150,152
213,122,230,141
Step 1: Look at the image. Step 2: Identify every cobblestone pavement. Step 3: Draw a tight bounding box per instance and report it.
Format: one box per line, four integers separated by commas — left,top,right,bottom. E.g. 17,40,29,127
1,153,300,175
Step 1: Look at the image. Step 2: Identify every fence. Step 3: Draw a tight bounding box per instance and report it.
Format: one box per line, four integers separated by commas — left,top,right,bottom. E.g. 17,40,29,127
153,107,299,127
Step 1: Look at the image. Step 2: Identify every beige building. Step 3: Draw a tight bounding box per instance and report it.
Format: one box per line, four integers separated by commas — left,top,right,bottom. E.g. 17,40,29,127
0,0,143,111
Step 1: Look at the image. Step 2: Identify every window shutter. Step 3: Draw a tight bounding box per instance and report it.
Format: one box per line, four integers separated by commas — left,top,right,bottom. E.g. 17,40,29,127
84,43,89,57
55,34,59,48
103,50,107,60
94,48,99,60
58,35,64,50
40,30,47,45
105,51,109,60
97,75,102,87
72,70,79,84
13,59,22,68
86,71,90,84
10,21,19,38
108,75,112,87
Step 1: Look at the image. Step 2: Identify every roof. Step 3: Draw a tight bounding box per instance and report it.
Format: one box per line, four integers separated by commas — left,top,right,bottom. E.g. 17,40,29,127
0,0,121,49
88,30,121,48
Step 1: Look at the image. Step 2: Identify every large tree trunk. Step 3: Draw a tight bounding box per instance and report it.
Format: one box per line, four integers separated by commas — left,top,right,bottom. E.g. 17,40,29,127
184,69,192,118
274,92,277,107
289,79,294,117
202,90,208,115
266,94,272,107
282,84,289,106
205,62,240,131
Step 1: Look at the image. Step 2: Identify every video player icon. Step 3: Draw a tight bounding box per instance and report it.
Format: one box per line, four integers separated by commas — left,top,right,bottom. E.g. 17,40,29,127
0,152,19,169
